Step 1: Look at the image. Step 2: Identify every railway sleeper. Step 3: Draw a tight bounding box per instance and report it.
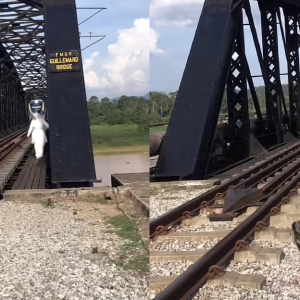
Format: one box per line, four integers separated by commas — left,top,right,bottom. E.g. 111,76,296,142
150,246,282,292
254,227,294,242
185,206,260,226
269,213,300,228
150,228,285,293
151,245,284,265
150,271,269,292
206,271,266,290
150,202,292,296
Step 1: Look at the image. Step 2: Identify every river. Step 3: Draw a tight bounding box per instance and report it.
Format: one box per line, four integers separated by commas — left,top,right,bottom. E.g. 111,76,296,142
93,154,149,186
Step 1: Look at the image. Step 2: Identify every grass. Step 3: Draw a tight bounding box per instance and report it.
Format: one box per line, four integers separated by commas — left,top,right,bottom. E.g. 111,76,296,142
112,255,149,274
106,215,149,273
91,124,148,155
93,145,148,156
106,215,140,246
98,197,107,204
150,124,168,134
150,186,160,196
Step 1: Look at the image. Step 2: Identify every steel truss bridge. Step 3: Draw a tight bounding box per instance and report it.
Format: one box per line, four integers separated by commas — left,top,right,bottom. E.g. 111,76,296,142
153,0,300,181
0,0,45,137
0,0,96,188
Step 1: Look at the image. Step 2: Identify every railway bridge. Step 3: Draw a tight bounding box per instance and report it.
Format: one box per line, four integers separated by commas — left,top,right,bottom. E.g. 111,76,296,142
152,0,300,182
150,1,300,299
0,0,96,194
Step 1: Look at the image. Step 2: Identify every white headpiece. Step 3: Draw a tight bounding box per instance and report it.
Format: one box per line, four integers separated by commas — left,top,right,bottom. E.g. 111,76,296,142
33,112,41,118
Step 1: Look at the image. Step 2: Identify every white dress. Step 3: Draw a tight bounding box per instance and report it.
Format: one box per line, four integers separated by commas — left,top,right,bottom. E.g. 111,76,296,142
27,117,49,159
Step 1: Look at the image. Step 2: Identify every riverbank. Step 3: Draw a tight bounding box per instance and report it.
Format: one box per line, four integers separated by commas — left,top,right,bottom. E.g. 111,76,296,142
150,125,167,134
91,124,148,151
93,145,148,156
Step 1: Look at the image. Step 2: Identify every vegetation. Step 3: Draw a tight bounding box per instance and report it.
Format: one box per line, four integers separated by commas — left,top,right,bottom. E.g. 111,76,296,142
148,84,291,125
89,84,289,151
87,95,149,154
106,215,149,273
91,124,148,155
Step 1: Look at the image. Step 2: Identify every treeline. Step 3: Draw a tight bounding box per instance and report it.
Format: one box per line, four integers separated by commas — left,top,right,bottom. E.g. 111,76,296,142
87,95,149,133
88,85,291,128
149,85,291,123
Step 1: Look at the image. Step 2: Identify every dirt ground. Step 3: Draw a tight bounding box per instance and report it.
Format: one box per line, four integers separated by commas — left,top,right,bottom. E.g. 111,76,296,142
40,191,149,273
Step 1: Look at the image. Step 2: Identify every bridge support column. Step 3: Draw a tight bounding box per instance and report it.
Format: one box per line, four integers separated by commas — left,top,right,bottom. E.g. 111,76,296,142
284,6,300,135
43,0,96,187
226,10,250,162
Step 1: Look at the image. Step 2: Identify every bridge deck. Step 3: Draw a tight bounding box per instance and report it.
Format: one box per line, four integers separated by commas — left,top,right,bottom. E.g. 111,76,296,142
11,152,46,190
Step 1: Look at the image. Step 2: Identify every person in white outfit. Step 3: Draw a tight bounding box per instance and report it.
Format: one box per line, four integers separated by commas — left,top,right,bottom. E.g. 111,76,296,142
27,113,49,159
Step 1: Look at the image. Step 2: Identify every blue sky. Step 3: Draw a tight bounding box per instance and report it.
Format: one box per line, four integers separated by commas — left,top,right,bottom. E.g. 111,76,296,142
76,0,290,99
150,0,289,94
76,0,149,99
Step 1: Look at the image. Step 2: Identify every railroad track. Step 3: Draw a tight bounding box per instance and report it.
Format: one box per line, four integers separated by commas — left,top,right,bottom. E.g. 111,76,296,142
150,142,300,300
0,128,28,165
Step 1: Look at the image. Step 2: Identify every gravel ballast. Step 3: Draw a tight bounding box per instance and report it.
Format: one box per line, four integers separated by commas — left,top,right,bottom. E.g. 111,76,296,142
0,200,148,300
150,188,211,220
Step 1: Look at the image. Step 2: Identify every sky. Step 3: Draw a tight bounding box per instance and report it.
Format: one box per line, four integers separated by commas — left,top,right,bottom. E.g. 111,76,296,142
78,0,291,99
150,0,289,94
76,0,150,100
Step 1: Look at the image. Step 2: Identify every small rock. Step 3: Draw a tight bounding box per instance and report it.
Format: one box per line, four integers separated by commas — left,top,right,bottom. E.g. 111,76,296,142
92,246,98,254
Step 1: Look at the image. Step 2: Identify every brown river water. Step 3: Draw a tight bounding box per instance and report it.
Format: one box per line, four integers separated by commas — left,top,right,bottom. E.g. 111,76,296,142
93,154,149,186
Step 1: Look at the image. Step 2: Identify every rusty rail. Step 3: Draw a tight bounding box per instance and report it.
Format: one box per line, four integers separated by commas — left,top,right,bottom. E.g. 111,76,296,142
150,142,300,238
0,127,28,147
154,158,300,300
0,128,28,165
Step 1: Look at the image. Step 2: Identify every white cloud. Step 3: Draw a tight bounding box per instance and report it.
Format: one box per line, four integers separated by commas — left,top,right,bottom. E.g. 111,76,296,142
84,18,162,98
150,0,204,27
150,0,262,28
150,28,164,55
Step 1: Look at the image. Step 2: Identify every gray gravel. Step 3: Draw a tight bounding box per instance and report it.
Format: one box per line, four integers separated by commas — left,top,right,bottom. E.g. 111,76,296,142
174,222,237,232
150,239,219,252
0,201,148,300
150,188,211,220
151,260,194,277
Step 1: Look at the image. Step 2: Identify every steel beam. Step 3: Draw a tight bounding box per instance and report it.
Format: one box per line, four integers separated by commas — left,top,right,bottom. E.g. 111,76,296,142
259,0,284,142
43,0,96,187
226,9,250,161
156,0,243,179
283,6,300,135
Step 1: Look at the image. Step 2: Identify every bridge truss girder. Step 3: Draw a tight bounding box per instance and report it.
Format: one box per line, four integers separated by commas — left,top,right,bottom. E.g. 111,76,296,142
154,0,300,181
0,0,45,137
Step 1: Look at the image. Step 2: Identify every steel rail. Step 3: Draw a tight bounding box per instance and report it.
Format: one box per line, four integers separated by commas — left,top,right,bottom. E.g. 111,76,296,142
150,142,300,238
0,129,29,164
154,159,300,300
0,127,28,147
